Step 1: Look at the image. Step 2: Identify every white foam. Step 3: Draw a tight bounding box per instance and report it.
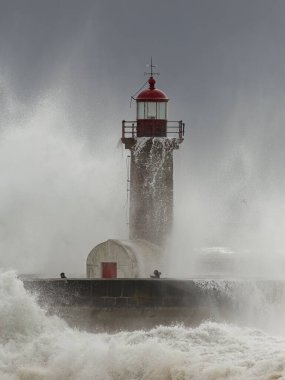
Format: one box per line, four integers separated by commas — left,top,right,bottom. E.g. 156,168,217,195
1,271,285,379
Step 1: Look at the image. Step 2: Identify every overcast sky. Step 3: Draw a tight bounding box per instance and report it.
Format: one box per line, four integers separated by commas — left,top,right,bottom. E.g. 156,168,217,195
1,0,285,274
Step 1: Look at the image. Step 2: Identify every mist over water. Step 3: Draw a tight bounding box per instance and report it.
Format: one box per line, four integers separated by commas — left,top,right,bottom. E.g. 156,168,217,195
1,71,285,279
0,78,127,275
165,94,285,279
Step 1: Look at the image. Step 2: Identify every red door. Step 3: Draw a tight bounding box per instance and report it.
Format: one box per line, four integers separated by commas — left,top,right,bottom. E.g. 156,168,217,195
101,262,117,278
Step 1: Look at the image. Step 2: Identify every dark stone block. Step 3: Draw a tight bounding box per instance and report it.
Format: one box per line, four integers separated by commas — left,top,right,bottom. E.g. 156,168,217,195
163,281,194,297
126,297,138,306
136,280,152,297
116,297,128,306
91,281,109,297
107,280,124,297
137,295,160,307
64,280,92,298
92,297,106,307
104,297,117,307
121,280,138,297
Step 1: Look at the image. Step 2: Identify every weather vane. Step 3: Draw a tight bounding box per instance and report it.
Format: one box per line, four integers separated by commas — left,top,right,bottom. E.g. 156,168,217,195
144,57,159,77
130,57,160,106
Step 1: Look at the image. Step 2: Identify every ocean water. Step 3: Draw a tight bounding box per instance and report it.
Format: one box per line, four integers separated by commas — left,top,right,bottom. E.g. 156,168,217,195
1,271,285,380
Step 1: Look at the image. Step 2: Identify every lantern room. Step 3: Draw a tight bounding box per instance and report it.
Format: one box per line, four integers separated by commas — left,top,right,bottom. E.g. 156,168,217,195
121,69,184,147
136,76,169,137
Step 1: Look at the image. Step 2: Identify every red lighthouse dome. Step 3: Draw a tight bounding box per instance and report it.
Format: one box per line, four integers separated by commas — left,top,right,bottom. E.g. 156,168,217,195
136,77,169,101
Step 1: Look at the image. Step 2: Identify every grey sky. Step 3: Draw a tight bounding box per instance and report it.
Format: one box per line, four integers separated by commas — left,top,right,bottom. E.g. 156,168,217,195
1,1,285,150
1,0,285,274
1,1,285,105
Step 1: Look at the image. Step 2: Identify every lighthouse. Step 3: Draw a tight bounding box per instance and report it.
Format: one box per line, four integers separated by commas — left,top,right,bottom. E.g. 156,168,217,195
122,65,185,247
86,64,184,278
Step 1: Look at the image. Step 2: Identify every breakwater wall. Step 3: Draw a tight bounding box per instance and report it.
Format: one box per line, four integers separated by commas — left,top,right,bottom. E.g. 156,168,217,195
23,278,285,331
24,278,229,307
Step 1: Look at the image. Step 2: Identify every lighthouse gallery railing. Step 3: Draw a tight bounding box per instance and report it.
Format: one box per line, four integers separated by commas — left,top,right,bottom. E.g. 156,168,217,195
122,120,185,140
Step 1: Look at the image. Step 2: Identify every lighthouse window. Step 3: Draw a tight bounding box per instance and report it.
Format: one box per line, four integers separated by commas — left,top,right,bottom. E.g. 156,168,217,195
146,102,156,118
137,101,167,119
157,103,167,119
137,102,157,119
137,102,145,119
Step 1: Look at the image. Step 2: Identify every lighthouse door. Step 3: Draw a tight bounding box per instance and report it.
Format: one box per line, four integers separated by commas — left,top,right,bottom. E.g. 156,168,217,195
101,262,117,278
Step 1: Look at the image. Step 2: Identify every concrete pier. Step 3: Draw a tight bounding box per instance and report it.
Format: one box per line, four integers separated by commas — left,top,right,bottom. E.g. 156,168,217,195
23,278,285,332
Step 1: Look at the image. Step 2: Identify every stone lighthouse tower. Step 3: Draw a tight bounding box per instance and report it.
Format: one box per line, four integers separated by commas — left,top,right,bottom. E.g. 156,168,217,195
122,66,184,247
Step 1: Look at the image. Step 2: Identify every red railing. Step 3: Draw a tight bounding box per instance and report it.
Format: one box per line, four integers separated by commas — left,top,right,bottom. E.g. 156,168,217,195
122,120,185,140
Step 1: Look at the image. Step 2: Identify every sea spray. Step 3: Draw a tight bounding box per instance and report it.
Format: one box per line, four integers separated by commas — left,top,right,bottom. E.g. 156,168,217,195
1,272,285,379
194,278,285,334
129,137,178,245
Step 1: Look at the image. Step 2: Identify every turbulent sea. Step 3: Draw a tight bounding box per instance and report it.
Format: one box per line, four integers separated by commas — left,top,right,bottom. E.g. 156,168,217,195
1,271,285,380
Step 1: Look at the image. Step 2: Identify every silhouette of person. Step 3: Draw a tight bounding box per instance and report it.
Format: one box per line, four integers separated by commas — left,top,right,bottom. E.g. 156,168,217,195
60,272,67,279
150,269,161,278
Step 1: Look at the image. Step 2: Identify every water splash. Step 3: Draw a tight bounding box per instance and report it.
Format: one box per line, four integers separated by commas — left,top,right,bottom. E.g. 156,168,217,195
193,278,285,334
0,90,125,275
1,272,285,379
